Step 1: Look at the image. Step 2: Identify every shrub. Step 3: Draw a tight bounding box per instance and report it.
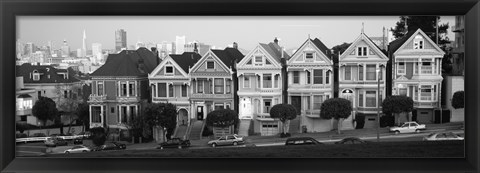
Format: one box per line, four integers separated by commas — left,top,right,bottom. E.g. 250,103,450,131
90,127,107,146
451,91,464,109
206,109,239,128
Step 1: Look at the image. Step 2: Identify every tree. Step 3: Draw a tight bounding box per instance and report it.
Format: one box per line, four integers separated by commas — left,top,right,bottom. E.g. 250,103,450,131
331,42,352,55
144,102,177,142
391,16,450,45
320,98,352,134
32,96,58,127
90,127,107,146
270,104,297,137
75,102,90,132
206,109,239,128
382,95,414,126
451,91,464,109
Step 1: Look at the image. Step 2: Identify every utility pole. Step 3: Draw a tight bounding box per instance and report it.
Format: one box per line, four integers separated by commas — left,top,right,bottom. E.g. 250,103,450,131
436,16,439,44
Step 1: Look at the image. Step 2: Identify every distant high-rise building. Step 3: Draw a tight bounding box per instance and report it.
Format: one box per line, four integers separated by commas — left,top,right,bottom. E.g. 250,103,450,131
25,42,35,56
82,30,87,57
77,48,83,58
115,29,127,52
92,43,103,63
184,41,211,56
175,36,186,54
61,39,70,58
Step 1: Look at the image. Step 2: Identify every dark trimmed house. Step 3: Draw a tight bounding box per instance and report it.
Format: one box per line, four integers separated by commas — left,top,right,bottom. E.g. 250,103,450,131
88,48,159,140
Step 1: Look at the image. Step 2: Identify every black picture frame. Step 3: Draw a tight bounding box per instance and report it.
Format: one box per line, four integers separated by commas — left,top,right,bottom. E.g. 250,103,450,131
1,0,479,172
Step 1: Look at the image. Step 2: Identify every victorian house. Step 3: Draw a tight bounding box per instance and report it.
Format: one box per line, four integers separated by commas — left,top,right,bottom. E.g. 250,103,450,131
88,48,158,136
236,38,288,136
339,31,388,129
188,47,243,140
148,52,201,141
287,38,334,133
388,28,445,124
16,63,83,126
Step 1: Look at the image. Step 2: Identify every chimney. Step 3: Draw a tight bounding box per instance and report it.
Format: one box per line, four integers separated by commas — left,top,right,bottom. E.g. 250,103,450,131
274,37,279,45
194,43,198,54
233,42,238,49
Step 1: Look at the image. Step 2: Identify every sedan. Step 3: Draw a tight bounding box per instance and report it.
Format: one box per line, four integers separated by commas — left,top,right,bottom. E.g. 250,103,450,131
423,132,464,141
64,145,91,154
208,134,245,147
44,137,68,147
158,138,191,149
285,137,323,146
335,137,367,144
99,142,127,151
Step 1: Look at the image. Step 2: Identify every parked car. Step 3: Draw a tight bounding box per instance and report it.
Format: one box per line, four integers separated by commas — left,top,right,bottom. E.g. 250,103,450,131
98,142,127,151
158,138,191,149
335,137,367,144
44,137,68,147
423,132,464,141
208,134,245,147
77,131,92,139
32,133,47,137
285,137,323,146
64,145,91,154
73,138,83,144
389,121,426,134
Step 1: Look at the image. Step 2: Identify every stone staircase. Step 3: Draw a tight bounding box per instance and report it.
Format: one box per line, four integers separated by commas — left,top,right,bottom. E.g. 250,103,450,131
238,119,252,136
188,120,204,140
288,117,301,133
173,125,188,140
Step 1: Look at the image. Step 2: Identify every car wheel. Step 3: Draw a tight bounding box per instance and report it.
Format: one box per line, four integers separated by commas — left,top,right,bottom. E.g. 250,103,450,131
233,142,238,146
395,131,400,135
212,143,216,148
65,151,70,154
160,147,164,150
82,150,87,153
415,129,420,133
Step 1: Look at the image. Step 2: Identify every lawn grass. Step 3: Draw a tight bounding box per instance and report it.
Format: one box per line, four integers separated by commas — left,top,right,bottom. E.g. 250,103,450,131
46,141,464,158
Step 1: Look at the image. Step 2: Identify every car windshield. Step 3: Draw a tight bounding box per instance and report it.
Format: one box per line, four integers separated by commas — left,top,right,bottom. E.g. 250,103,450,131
401,124,409,127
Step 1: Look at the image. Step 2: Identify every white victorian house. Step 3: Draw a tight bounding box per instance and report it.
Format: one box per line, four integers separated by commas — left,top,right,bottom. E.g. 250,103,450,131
389,28,445,124
287,38,334,133
339,31,388,129
236,38,288,136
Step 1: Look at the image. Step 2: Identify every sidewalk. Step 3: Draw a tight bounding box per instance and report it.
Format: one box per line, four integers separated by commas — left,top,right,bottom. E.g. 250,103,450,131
124,122,463,150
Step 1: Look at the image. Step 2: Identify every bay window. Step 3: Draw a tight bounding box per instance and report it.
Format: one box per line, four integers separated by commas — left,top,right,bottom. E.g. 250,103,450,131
197,80,204,93
214,78,224,94
293,71,299,84
97,82,104,96
313,95,323,110
168,84,174,97
313,69,323,84
306,71,311,84
158,83,167,97
358,66,364,80
358,92,363,107
244,76,250,88
420,85,432,101
366,65,376,80
263,74,272,88
344,66,351,80
397,62,406,74
274,75,279,88
365,91,377,107
181,85,187,97
226,80,231,94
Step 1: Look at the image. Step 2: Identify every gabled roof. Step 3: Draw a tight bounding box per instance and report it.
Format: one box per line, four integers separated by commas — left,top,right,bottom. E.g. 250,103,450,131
16,63,80,83
91,47,158,77
339,32,388,61
169,52,202,73
259,42,290,63
388,31,416,54
211,48,244,68
311,38,332,59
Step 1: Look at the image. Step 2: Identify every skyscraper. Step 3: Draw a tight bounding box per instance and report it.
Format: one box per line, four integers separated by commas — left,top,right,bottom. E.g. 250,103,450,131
61,39,70,58
92,43,103,63
82,30,87,57
175,36,186,54
115,29,127,52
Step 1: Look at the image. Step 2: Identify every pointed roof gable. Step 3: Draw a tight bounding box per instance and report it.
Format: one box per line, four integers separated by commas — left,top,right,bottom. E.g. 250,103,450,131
339,32,388,61
259,42,290,63
389,28,445,55
288,38,333,64
92,48,158,77
170,52,202,73
16,63,80,83
211,48,244,68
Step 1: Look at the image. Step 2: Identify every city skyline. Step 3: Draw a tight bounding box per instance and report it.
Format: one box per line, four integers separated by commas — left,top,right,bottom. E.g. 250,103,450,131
17,16,455,52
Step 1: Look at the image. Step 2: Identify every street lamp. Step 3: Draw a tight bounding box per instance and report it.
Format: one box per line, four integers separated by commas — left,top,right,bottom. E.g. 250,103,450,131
376,67,381,142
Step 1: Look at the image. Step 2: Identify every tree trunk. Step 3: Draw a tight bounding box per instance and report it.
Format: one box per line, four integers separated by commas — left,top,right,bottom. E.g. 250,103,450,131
337,118,343,134
284,120,290,134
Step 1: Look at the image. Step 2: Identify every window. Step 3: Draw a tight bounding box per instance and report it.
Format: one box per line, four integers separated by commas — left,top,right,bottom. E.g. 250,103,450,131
197,80,203,93
207,61,215,69
293,71,300,84
38,91,41,97
165,66,174,74
305,52,314,59
313,69,323,84
92,106,101,123
265,59,271,65
358,66,364,80
226,80,231,94
414,36,424,49
365,91,377,107
121,106,127,123
111,107,115,113
257,76,261,88
244,76,250,88
121,83,127,96
181,85,187,97
306,96,311,110
344,66,351,80
214,78,224,94
313,95,323,110
20,115,27,121
129,82,135,96
274,75,279,88
306,71,311,84
359,92,363,107
64,91,68,98
215,103,224,110
263,74,272,88
420,85,432,101
97,82,104,96
33,71,40,81
326,71,330,84
226,104,231,110
263,99,272,113
158,83,167,97
168,84,174,97
421,61,432,74
379,68,383,80
399,88,407,96
357,47,367,56
366,65,376,80
246,59,252,65
398,62,406,74
254,56,263,66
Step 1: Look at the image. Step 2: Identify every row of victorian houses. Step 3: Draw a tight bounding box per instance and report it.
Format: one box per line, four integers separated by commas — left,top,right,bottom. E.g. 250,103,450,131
82,28,450,140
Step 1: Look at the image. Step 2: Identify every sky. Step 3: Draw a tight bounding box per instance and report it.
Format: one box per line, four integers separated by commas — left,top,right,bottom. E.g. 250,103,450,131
17,16,455,52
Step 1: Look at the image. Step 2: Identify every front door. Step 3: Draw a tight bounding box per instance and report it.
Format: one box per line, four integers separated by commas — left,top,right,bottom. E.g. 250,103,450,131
197,106,204,120
291,96,302,115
